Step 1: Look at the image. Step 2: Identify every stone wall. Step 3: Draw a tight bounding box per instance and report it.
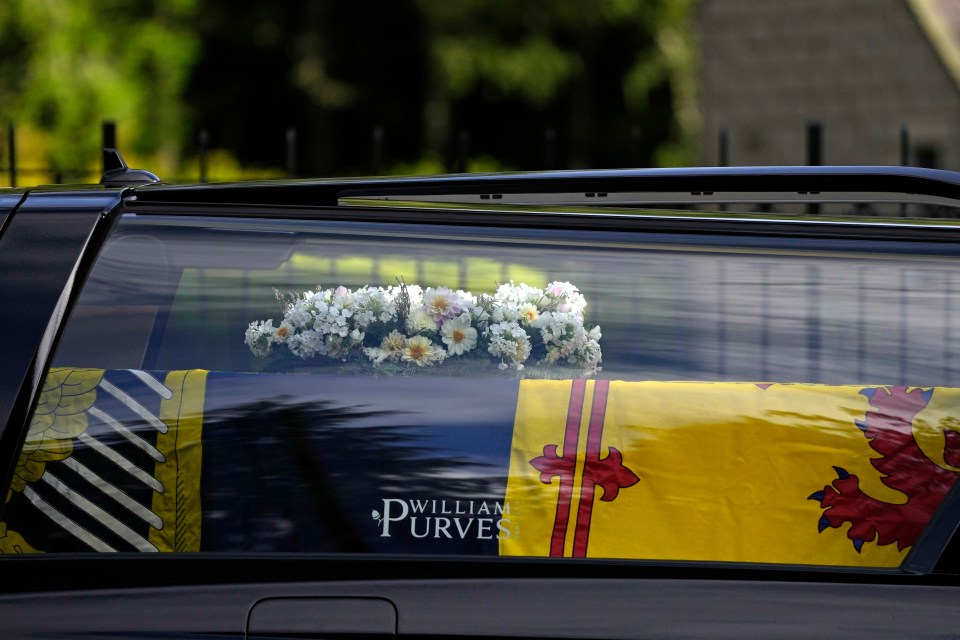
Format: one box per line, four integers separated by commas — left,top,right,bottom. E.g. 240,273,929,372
698,0,960,169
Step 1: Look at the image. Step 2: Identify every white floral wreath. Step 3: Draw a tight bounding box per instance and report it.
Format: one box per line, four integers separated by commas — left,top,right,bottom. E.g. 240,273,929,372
245,280,601,376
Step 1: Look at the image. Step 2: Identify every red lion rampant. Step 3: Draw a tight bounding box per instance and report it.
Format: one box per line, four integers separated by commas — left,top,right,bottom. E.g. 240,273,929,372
810,386,960,552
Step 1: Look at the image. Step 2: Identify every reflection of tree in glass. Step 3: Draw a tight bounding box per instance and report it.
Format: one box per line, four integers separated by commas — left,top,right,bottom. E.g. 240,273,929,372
200,396,505,553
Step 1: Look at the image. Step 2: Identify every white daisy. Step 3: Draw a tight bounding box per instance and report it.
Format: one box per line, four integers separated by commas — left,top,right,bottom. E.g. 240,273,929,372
422,286,463,322
440,314,478,355
402,336,442,367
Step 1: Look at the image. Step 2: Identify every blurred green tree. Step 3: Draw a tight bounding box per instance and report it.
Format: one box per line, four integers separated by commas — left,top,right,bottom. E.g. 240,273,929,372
183,1,429,177
416,0,697,169
0,0,199,178
185,0,696,175
1,0,696,181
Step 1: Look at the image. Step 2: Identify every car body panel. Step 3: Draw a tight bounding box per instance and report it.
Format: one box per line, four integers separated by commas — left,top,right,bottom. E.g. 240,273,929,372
0,191,121,518
0,191,26,237
0,576,956,639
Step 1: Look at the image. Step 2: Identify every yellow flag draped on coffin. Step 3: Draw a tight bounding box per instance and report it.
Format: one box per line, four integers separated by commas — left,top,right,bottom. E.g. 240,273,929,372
501,380,960,568
0,368,207,554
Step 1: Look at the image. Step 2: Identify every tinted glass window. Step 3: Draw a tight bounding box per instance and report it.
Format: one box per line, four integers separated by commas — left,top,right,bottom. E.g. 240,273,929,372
4,212,959,568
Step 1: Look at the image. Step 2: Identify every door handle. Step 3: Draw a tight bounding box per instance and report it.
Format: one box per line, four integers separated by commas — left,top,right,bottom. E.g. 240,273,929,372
248,596,397,637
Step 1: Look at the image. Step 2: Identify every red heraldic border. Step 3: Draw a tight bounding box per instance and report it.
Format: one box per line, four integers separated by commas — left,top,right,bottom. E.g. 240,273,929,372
530,380,640,558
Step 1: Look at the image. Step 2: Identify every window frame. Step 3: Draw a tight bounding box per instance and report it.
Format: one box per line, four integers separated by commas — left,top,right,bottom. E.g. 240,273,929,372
0,192,957,576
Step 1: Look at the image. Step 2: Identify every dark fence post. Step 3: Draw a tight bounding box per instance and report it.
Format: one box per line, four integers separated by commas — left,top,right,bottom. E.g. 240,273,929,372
372,126,384,176
718,128,729,167
718,128,730,211
286,127,298,178
900,124,910,166
805,122,822,166
543,126,556,169
806,122,822,215
7,123,15,188
900,124,910,216
199,128,209,183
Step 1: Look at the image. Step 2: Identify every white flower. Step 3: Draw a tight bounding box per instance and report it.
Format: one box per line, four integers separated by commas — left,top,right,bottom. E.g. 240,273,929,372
518,303,539,325
406,308,438,333
244,320,280,357
389,283,423,306
363,346,390,365
354,286,397,328
381,330,407,356
422,287,466,323
495,281,542,306
440,314,478,355
246,279,600,375
533,310,602,374
276,321,294,342
472,302,491,327
402,335,443,367
486,320,531,367
286,304,313,329
456,289,476,309
288,329,326,359
365,329,407,365
545,281,587,314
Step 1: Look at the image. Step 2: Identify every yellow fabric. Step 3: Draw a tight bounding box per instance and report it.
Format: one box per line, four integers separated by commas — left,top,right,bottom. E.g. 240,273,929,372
7,368,104,501
150,370,208,552
501,381,929,567
0,522,38,554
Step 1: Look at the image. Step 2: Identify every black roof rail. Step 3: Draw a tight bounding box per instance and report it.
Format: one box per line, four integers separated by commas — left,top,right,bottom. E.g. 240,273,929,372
337,166,960,209
129,166,960,209
100,148,161,187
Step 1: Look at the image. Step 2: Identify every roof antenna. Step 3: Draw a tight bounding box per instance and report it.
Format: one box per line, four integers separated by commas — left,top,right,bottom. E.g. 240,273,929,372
100,148,161,186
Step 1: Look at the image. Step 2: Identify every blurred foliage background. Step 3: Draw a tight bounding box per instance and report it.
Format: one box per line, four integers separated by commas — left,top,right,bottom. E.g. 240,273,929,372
0,0,696,184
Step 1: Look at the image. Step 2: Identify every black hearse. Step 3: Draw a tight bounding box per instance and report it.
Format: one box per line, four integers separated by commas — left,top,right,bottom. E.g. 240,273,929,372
0,152,958,638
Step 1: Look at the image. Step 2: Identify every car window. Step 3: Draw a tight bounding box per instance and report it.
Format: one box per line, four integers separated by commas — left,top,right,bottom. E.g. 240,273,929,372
3,211,959,569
